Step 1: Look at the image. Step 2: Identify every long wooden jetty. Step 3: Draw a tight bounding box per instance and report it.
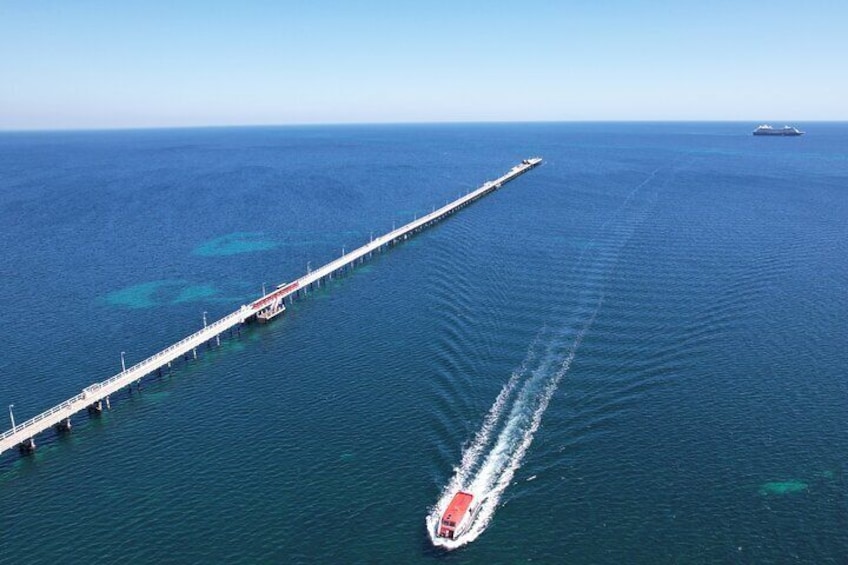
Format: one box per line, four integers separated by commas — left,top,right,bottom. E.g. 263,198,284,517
0,158,542,458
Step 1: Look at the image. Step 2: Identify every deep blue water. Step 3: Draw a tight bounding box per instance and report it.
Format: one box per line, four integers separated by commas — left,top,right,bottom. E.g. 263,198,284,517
1,123,847,563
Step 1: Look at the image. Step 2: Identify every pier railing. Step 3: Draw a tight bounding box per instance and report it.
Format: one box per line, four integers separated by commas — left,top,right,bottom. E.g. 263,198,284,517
0,157,542,456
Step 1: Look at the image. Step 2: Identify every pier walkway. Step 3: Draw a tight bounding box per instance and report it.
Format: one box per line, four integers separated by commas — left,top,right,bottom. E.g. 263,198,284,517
0,157,542,457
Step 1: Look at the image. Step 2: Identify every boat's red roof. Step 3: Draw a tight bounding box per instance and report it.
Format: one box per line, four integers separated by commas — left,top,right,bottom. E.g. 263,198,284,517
442,491,474,524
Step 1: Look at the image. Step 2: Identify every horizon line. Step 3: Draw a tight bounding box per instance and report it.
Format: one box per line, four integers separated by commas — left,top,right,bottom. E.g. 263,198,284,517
1,118,843,134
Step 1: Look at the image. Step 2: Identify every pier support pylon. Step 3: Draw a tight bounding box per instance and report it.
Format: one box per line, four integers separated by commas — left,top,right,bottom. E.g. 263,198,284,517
18,437,36,454
55,417,72,433
87,400,103,416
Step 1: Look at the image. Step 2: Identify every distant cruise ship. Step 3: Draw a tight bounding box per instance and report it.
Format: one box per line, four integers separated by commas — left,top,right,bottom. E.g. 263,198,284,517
753,124,804,136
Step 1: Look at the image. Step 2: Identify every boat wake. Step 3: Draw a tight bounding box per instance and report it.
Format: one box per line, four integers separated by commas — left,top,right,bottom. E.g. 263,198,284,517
426,305,599,550
427,162,681,549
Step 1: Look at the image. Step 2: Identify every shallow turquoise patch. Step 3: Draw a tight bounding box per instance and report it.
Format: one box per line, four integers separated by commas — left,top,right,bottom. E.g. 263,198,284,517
105,280,186,309
105,280,222,309
569,237,596,249
135,390,171,402
172,284,219,304
193,232,279,257
759,480,809,495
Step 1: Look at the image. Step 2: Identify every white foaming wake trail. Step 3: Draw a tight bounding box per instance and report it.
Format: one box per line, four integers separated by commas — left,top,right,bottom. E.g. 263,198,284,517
427,336,544,530
427,308,599,550
455,332,546,474
427,163,676,549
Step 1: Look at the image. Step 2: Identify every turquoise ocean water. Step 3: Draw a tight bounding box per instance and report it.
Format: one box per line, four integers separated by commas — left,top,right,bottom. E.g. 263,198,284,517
0,123,846,563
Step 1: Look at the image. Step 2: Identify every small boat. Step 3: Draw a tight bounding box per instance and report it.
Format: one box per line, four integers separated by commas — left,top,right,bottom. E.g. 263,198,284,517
437,491,481,540
753,124,804,136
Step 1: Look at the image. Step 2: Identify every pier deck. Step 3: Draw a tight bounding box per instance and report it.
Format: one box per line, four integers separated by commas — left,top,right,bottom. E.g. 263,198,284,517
0,157,542,457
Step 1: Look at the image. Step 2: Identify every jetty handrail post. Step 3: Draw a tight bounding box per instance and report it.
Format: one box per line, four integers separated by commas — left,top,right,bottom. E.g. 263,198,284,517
0,159,541,458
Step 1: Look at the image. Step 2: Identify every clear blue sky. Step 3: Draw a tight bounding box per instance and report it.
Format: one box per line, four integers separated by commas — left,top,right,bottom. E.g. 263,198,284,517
1,0,845,129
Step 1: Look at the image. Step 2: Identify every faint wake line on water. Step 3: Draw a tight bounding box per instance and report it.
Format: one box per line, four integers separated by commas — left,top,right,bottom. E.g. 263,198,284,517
427,162,683,550
426,305,601,549
434,332,544,503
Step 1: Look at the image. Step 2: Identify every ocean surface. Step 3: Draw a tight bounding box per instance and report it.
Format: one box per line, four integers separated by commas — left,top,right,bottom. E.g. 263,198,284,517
0,123,846,563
